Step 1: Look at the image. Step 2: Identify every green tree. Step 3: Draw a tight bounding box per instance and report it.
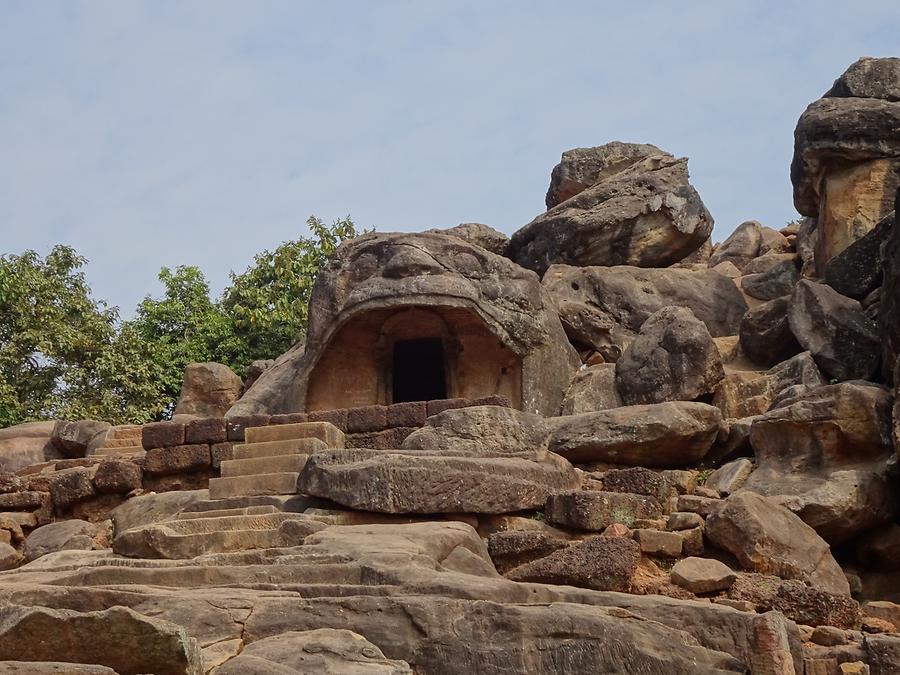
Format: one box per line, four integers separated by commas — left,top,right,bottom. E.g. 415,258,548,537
0,246,117,425
222,215,359,360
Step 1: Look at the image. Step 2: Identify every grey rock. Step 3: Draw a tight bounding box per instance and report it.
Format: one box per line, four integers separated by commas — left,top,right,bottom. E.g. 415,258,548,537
50,420,110,458
23,519,95,562
559,363,622,414
824,211,894,299
430,222,509,255
708,221,763,270
739,297,802,367
671,557,737,594
825,56,900,102
740,259,800,301
545,490,662,531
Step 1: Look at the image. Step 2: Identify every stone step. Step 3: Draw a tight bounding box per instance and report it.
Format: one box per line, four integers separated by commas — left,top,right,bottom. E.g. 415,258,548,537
181,494,315,514
232,438,326,460
208,472,300,500
220,454,308,478
245,421,345,447
172,505,279,520
114,512,326,559
92,445,145,457
109,425,143,440
102,438,142,448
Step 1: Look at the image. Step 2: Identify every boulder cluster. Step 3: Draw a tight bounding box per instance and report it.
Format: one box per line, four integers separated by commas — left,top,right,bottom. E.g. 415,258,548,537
1,57,900,674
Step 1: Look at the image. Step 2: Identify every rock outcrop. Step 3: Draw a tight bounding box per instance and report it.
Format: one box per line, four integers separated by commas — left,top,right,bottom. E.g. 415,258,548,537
173,362,244,418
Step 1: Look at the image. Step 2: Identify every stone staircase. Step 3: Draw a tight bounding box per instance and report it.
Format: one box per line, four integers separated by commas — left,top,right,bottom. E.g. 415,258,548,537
114,421,346,559
92,425,144,457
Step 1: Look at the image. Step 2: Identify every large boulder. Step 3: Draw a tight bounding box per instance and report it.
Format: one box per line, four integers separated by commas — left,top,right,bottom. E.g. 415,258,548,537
23,519,96,562
559,363,622,415
787,279,880,381
792,58,900,271
229,232,579,417
739,296,802,367
50,420,110,458
173,362,243,417
401,406,548,457
543,142,663,208
298,448,580,514
712,351,826,419
824,211,894,299
0,605,202,675
215,629,413,674
740,259,800,301
743,382,896,543
705,492,850,595
615,306,723,405
707,220,763,271
0,422,61,474
429,222,509,255
509,150,713,275
546,401,722,467
542,265,746,361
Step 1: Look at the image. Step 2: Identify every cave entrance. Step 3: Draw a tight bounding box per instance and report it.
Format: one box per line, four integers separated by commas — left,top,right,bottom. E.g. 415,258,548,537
392,337,447,403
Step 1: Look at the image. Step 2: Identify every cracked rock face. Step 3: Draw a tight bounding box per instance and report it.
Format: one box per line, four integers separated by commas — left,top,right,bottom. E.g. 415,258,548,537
510,149,713,275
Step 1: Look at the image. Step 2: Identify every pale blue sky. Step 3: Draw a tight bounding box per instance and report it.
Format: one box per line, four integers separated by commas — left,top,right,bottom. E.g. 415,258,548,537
1,1,897,315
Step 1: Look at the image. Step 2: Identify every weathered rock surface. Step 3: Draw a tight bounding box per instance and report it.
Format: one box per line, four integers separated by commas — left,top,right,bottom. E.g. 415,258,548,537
712,351,825,418
506,536,641,592
298,448,580,514
559,363,621,414
787,279,880,381
545,490,662,531
215,628,413,674
0,605,202,675
880,188,900,381
173,362,244,418
825,211,894,299
744,382,896,543
547,402,721,467
50,420,110,458
543,142,663,208
430,222,509,255
741,259,800,301
0,422,60,474
23,519,95,562
739,297,802,367
705,459,754,496
615,306,723,405
825,56,900,101
543,264,746,361
487,530,569,575
705,492,850,595
229,231,579,417
510,151,713,275
401,405,548,457
708,220,764,270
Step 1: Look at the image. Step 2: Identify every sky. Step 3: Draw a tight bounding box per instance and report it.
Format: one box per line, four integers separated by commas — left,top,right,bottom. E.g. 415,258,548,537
1,1,898,316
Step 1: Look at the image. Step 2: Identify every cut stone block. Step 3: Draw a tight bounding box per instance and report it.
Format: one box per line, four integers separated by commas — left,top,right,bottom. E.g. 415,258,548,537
232,437,327,460
219,454,308,478
208,472,300,500
244,421,345,448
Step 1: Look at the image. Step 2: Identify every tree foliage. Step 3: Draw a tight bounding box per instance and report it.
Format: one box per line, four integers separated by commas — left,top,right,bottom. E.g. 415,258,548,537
0,216,361,427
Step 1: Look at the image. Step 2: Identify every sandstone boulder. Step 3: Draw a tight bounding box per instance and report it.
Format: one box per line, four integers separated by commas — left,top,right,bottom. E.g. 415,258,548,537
0,422,61,474
229,232,578,417
705,459,754,496
739,297,802,367
23,519,95,562
825,56,900,101
173,362,243,417
740,259,800,301
787,279,880,381
50,420,110,458
0,605,202,675
712,351,826,418
744,382,895,543
542,264,746,361
506,536,641,592
825,211,894,299
671,557,737,594
547,402,722,467
430,222,509,255
215,628,413,674
880,189,900,381
543,142,663,208
615,306,723,405
510,151,713,275
708,220,763,270
705,491,850,595
401,405,548,457
559,363,622,414
487,530,569,574
298,448,580,514
545,490,662,531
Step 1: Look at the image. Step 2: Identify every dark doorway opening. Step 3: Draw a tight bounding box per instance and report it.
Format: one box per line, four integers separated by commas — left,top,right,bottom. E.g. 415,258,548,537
392,338,447,403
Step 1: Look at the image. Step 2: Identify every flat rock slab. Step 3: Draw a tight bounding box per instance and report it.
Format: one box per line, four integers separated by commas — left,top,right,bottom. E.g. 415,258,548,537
0,605,202,675
297,449,580,514
671,557,737,594
245,421,346,448
547,402,722,467
546,491,661,531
